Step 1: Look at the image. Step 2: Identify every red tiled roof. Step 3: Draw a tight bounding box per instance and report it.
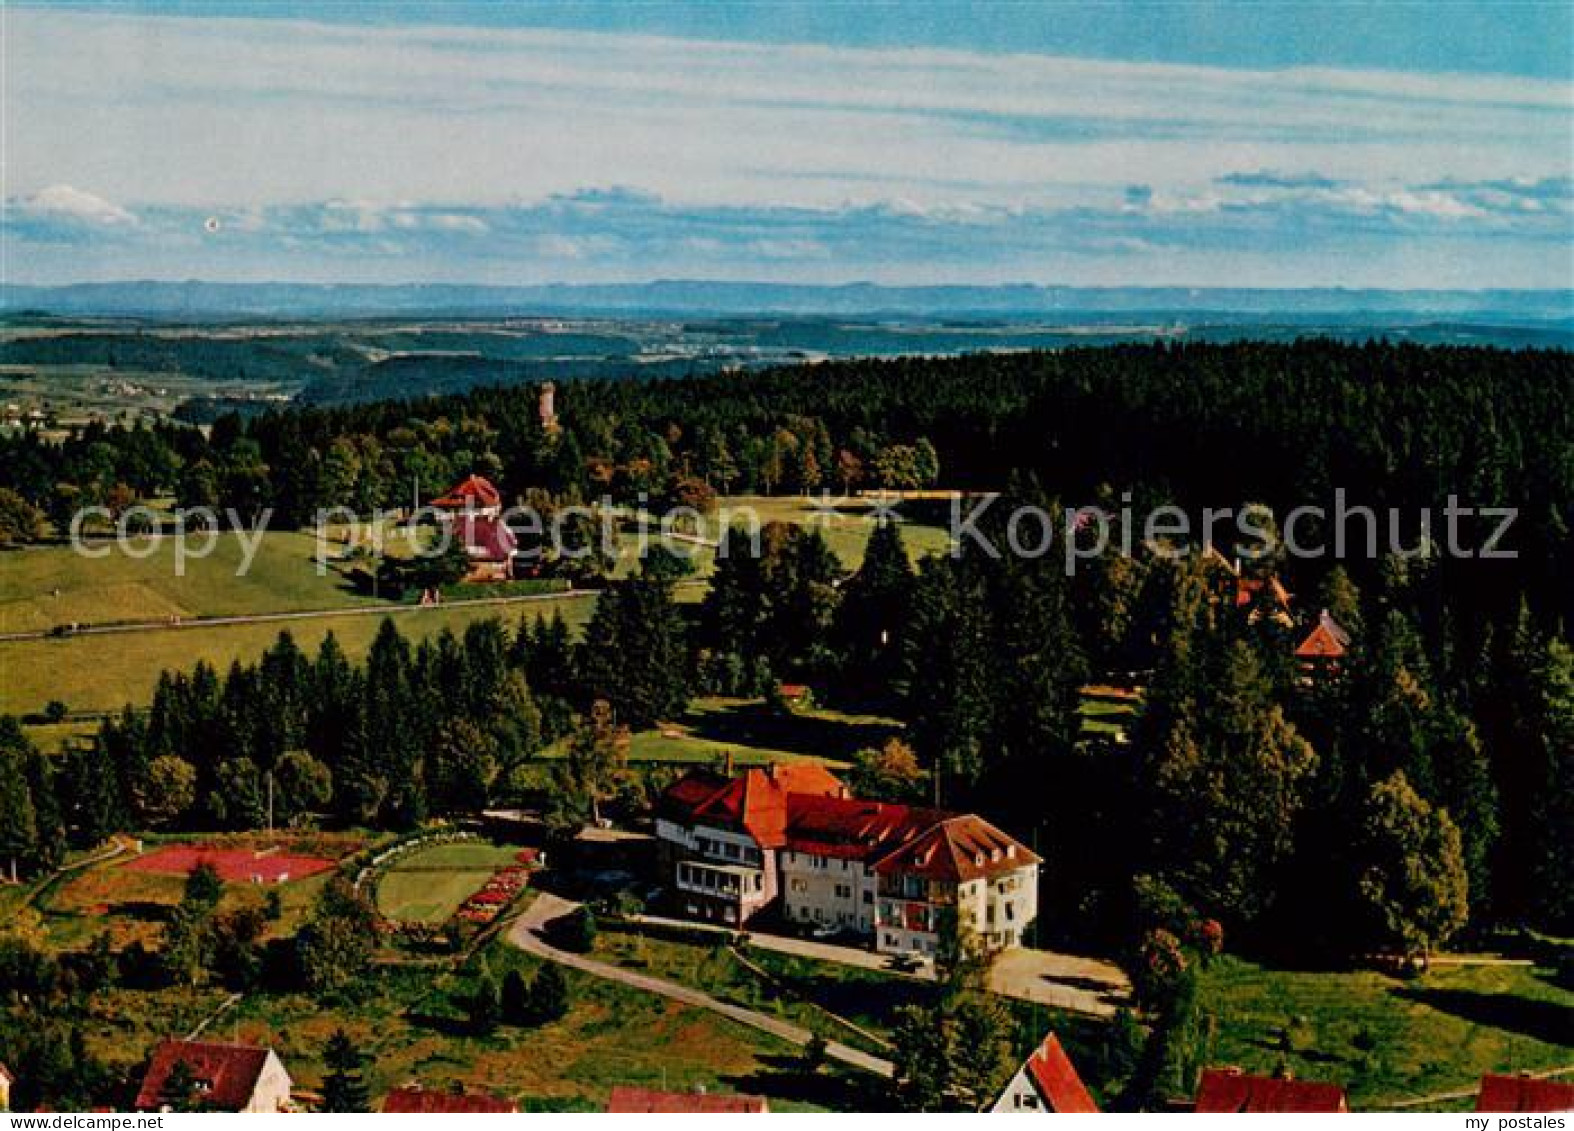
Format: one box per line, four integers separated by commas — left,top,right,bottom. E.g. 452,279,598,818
455,515,517,561
383,1087,516,1113
785,794,938,860
1477,1075,1574,1113
1195,1069,1348,1113
693,768,791,846
685,764,845,848
0,1060,13,1084
1296,610,1353,659
870,814,1040,882
134,1040,277,1112
660,766,1038,878
431,474,502,510
1022,1033,1099,1113
607,1086,768,1113
660,769,731,820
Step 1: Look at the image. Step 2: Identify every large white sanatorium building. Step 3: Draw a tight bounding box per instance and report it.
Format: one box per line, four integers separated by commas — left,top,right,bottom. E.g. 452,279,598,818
656,764,1039,956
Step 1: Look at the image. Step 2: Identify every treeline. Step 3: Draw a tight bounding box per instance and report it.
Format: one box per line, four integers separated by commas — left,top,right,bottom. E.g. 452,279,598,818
3,338,1571,959
2,618,555,850
4,338,1568,628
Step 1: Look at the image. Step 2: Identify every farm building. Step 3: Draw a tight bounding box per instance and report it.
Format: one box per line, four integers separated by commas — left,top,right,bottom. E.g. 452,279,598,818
656,763,1039,956
134,1039,294,1113
989,1031,1098,1113
607,1085,768,1113
1193,1067,1347,1113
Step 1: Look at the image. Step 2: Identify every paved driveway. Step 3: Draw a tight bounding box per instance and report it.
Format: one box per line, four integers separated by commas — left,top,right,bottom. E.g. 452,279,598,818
987,946,1130,1017
508,893,894,1077
636,912,1130,1017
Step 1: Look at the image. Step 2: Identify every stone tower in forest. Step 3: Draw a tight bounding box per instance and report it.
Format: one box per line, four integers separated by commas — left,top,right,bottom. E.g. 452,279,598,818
539,381,559,433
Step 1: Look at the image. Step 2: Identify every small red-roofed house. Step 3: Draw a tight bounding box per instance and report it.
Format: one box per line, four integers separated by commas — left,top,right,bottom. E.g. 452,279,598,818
607,1085,768,1113
777,682,813,707
430,474,502,516
1194,1067,1348,1113
1296,609,1353,677
383,1086,518,1113
1476,1074,1574,1112
426,475,515,581
134,1039,293,1113
989,1032,1099,1113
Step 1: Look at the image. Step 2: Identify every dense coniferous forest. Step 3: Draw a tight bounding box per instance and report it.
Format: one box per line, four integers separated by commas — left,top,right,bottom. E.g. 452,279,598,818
2,338,1571,963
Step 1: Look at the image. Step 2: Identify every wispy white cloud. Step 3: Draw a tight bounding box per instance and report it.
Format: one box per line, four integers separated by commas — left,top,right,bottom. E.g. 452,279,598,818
10,184,138,229
2,8,1570,286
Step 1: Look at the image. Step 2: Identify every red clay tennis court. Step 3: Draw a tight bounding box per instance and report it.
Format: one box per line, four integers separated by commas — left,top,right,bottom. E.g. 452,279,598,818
123,844,337,883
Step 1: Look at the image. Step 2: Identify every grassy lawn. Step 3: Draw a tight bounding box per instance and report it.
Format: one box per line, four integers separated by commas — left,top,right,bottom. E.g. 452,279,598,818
593,922,893,1057
0,596,595,716
711,495,953,571
22,718,100,753
1078,686,1141,741
590,919,1105,1101
215,942,860,1111
1200,955,1574,1110
0,531,392,635
538,697,900,769
377,841,527,925
1078,698,1137,739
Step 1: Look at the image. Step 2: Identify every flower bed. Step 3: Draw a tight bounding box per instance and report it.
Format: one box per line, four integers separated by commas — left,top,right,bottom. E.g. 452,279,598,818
455,865,531,924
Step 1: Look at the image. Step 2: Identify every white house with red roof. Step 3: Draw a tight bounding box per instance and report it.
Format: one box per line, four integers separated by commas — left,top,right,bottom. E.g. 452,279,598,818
656,764,1039,957
989,1031,1099,1113
428,475,516,581
134,1039,293,1113
1295,608,1353,677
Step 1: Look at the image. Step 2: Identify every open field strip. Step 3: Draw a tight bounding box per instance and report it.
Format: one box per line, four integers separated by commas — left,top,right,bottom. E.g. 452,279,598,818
0,530,390,635
0,492,931,719
0,593,597,716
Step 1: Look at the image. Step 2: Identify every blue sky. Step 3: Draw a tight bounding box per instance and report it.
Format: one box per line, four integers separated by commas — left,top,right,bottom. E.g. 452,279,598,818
4,1,1571,287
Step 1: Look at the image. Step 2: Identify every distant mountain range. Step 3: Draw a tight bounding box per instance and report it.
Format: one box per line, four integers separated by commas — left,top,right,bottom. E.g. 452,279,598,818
4,280,1571,323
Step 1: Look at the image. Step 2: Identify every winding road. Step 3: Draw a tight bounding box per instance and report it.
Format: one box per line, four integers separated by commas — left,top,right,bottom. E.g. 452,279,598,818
506,892,894,1078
